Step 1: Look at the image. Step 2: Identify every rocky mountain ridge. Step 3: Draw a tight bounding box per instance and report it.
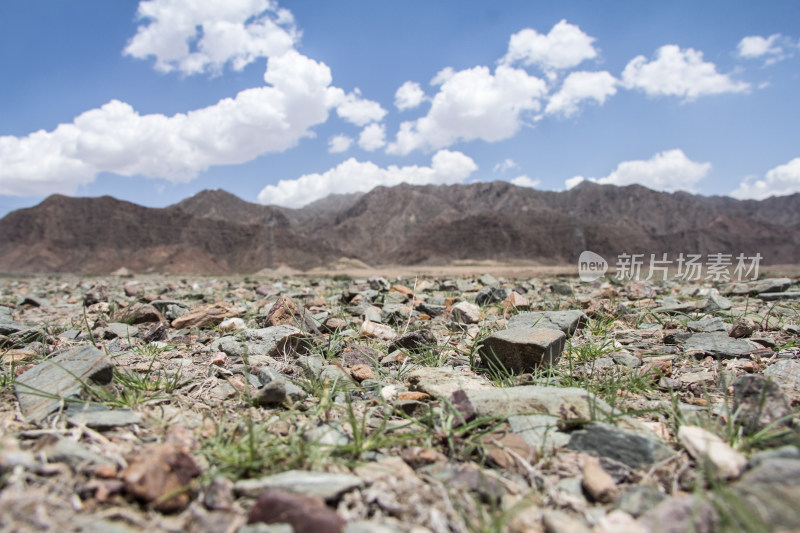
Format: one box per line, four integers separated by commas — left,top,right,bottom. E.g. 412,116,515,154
1,181,798,273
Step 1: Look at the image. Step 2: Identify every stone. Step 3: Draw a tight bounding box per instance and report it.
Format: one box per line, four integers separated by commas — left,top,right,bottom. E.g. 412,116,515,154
566,422,674,469
682,332,761,359
637,495,719,533
247,490,345,533
703,289,732,312
204,476,236,511
760,291,800,301
508,414,571,451
105,322,138,339
502,291,531,313
479,273,500,288
508,310,586,337
350,365,376,382
730,458,800,531
368,276,391,292
115,303,164,325
208,326,306,364
763,359,800,398
686,317,727,333
479,431,538,475
467,386,612,422
339,344,380,366
733,375,792,434
451,301,481,324
359,320,396,341
475,287,508,305
542,510,591,533
612,352,641,368
64,402,141,429
728,318,756,339
172,302,243,329
37,436,114,469
677,425,746,479
122,442,202,512
387,329,436,353
480,328,566,373
612,485,667,518
406,367,489,398
582,456,618,503
235,470,363,501
14,345,113,423
219,317,246,333
260,296,320,334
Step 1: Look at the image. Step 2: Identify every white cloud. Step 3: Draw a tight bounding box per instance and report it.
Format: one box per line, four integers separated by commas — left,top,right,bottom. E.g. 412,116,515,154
731,157,800,200
493,158,518,173
395,81,427,110
124,0,298,75
510,175,540,188
544,70,617,117
0,51,356,196
501,20,598,71
737,34,793,66
358,123,386,151
328,88,387,126
386,65,547,155
328,134,352,153
567,149,711,192
564,176,585,190
622,45,750,101
257,149,477,207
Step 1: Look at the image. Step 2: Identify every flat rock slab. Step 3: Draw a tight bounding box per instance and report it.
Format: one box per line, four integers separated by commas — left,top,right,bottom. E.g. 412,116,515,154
480,328,566,373
465,385,612,422
234,470,363,501
64,402,142,429
406,367,490,398
566,422,674,470
507,310,586,336
682,332,761,359
508,414,571,451
14,345,113,423
759,291,800,301
731,458,800,531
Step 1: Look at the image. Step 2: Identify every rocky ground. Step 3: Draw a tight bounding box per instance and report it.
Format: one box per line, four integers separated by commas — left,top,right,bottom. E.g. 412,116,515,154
1,271,799,533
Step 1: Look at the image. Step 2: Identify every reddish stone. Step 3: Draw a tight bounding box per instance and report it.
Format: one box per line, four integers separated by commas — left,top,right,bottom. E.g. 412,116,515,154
247,490,345,533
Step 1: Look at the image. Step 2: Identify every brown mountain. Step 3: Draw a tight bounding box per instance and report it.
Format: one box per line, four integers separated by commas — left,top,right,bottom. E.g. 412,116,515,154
0,182,798,274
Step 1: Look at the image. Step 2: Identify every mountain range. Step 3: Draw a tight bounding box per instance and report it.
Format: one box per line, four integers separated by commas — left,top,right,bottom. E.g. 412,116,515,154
1,181,798,274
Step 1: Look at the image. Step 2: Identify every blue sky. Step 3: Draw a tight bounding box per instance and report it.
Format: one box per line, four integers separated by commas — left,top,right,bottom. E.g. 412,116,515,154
1,0,799,217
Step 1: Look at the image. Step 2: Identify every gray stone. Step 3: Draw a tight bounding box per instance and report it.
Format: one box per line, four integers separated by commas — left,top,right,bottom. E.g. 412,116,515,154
760,291,800,301
732,458,800,531
406,367,489,398
368,276,391,292
257,368,306,404
590,357,616,369
479,273,500,288
764,359,800,395
234,470,363,501
38,436,114,469
455,279,477,292
566,422,674,469
320,365,353,384
612,352,641,368
613,485,667,518
480,328,565,372
508,310,586,337
387,329,437,354
686,316,727,333
64,402,141,429
733,375,792,434
304,423,350,446
682,332,761,359
105,322,139,340
752,277,793,295
475,287,507,305
637,495,719,533
297,355,324,378
466,386,613,422
747,445,800,469
209,326,306,365
703,289,732,312
508,414,571,451
14,345,113,423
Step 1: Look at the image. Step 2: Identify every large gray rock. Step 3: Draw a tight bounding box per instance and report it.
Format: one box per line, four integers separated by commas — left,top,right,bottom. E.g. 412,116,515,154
406,367,490,398
465,386,612,422
686,317,727,333
14,345,113,423
637,495,719,533
480,328,566,373
566,422,674,469
732,458,800,531
733,375,793,434
682,332,761,359
207,326,307,365
508,310,586,337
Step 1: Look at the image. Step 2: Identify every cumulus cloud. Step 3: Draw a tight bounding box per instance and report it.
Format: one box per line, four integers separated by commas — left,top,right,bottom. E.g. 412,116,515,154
328,134,352,153
622,45,750,101
124,0,298,75
328,87,387,126
566,149,711,192
395,81,427,110
257,149,477,207
731,157,800,200
544,70,617,117
501,20,598,71
510,175,540,188
0,51,363,196
358,123,386,151
386,65,547,155
737,34,793,66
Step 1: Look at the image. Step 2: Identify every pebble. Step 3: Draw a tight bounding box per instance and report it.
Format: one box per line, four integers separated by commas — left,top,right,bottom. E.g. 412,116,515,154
677,425,747,479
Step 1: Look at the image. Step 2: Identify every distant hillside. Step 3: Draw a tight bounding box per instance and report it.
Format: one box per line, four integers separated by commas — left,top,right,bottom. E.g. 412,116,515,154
1,182,798,274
